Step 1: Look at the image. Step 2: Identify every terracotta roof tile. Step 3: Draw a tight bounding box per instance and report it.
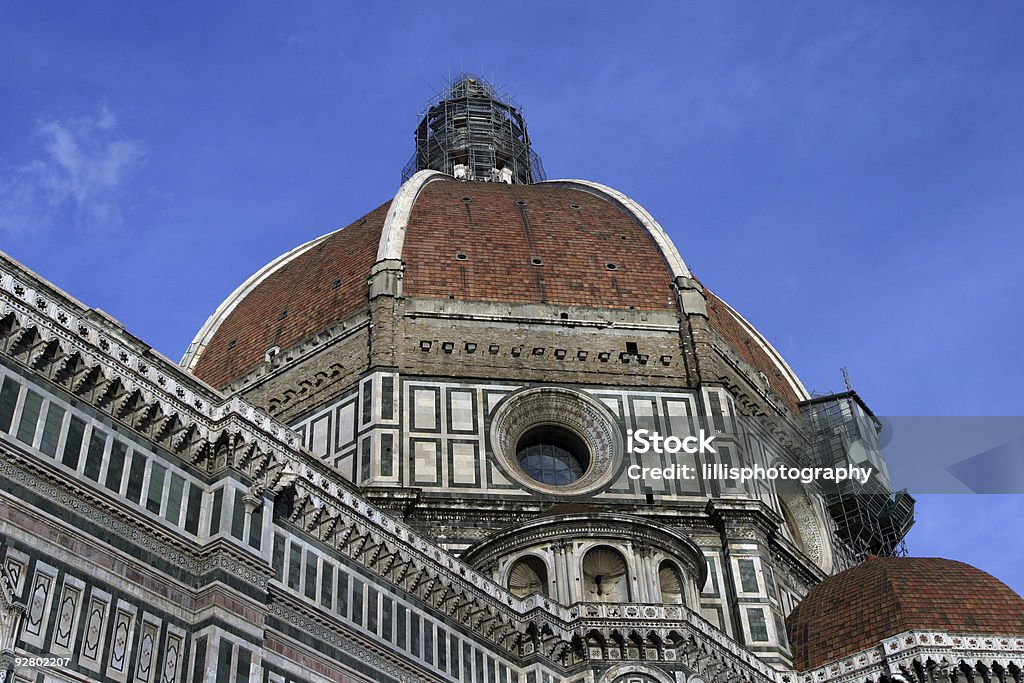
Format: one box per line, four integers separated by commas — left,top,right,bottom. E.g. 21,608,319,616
402,180,677,310
192,201,390,387
704,289,802,411
786,557,1024,671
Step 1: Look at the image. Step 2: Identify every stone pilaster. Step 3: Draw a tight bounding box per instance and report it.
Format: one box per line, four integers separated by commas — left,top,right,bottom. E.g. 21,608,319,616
706,499,792,667
0,574,25,683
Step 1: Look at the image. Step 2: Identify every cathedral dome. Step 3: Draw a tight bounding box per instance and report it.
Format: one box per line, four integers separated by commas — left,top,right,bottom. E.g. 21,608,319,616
786,556,1024,671
183,171,808,408
184,174,681,387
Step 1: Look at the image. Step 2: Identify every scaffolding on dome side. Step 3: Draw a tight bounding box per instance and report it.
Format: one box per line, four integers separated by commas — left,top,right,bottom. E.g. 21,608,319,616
800,391,916,559
402,74,546,185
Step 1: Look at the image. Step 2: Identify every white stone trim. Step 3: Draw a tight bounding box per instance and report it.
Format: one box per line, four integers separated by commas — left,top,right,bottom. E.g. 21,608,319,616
539,178,692,280
791,629,1024,683
376,170,448,261
714,295,810,402
180,230,337,372
181,169,449,373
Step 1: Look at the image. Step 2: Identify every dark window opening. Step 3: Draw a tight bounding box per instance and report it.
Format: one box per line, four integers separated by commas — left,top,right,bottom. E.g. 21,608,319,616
516,425,590,486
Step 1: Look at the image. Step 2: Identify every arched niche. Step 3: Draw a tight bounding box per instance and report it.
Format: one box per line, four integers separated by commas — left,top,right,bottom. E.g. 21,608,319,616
582,546,630,602
507,555,549,598
658,560,685,605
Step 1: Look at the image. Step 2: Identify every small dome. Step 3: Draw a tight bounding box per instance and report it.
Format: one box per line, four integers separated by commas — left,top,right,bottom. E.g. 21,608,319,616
786,556,1024,671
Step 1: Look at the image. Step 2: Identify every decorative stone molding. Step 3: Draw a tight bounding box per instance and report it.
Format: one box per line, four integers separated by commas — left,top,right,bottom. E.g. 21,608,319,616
776,486,834,574
0,256,307,495
488,386,623,496
0,455,272,589
0,572,26,672
463,513,708,594
539,179,691,281
789,631,1024,683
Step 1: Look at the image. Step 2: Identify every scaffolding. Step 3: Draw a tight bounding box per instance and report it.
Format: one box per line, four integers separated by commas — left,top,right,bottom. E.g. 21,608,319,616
801,391,915,558
402,74,546,185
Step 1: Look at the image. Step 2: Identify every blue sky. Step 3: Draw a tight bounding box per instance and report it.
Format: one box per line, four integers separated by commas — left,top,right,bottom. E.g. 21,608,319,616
2,3,1022,593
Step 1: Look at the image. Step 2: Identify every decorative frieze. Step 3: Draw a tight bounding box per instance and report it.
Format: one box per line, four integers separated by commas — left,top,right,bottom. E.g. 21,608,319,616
792,631,1024,683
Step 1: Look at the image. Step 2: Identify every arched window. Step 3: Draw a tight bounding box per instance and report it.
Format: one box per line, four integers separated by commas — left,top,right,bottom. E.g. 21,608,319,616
658,560,685,604
507,556,548,598
582,547,629,602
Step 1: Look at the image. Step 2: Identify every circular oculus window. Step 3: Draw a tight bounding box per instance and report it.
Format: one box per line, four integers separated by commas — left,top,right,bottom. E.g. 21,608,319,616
490,387,622,495
516,425,590,486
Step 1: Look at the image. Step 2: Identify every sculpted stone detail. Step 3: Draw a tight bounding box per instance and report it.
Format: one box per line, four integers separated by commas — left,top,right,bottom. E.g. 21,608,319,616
0,264,304,497
489,387,623,495
795,630,1024,683
0,573,25,669
779,494,831,573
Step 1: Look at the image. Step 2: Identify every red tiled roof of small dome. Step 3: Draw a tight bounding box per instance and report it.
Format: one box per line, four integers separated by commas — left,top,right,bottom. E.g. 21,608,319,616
786,556,1024,671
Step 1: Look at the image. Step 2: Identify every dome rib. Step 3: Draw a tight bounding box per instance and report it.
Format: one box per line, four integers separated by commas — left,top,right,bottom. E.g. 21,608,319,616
540,178,691,280
181,230,337,375
186,200,392,388
705,290,810,405
376,170,448,261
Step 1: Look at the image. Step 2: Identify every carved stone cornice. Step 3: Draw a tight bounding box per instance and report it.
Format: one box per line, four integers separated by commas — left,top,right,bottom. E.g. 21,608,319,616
0,257,308,495
787,631,1024,683
706,499,783,544
0,449,273,589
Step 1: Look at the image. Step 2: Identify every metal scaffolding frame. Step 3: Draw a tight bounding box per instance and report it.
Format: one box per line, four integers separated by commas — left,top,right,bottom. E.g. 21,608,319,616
402,74,546,185
801,391,915,558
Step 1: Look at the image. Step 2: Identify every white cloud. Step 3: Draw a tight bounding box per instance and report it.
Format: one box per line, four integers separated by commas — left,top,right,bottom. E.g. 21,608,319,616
0,106,145,234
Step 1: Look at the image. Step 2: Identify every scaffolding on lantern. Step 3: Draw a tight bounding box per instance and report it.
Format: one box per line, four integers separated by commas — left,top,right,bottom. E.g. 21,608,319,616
402,74,546,185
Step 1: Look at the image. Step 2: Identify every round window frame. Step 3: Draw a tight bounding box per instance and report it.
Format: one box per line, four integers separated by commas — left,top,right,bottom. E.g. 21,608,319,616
489,387,623,496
